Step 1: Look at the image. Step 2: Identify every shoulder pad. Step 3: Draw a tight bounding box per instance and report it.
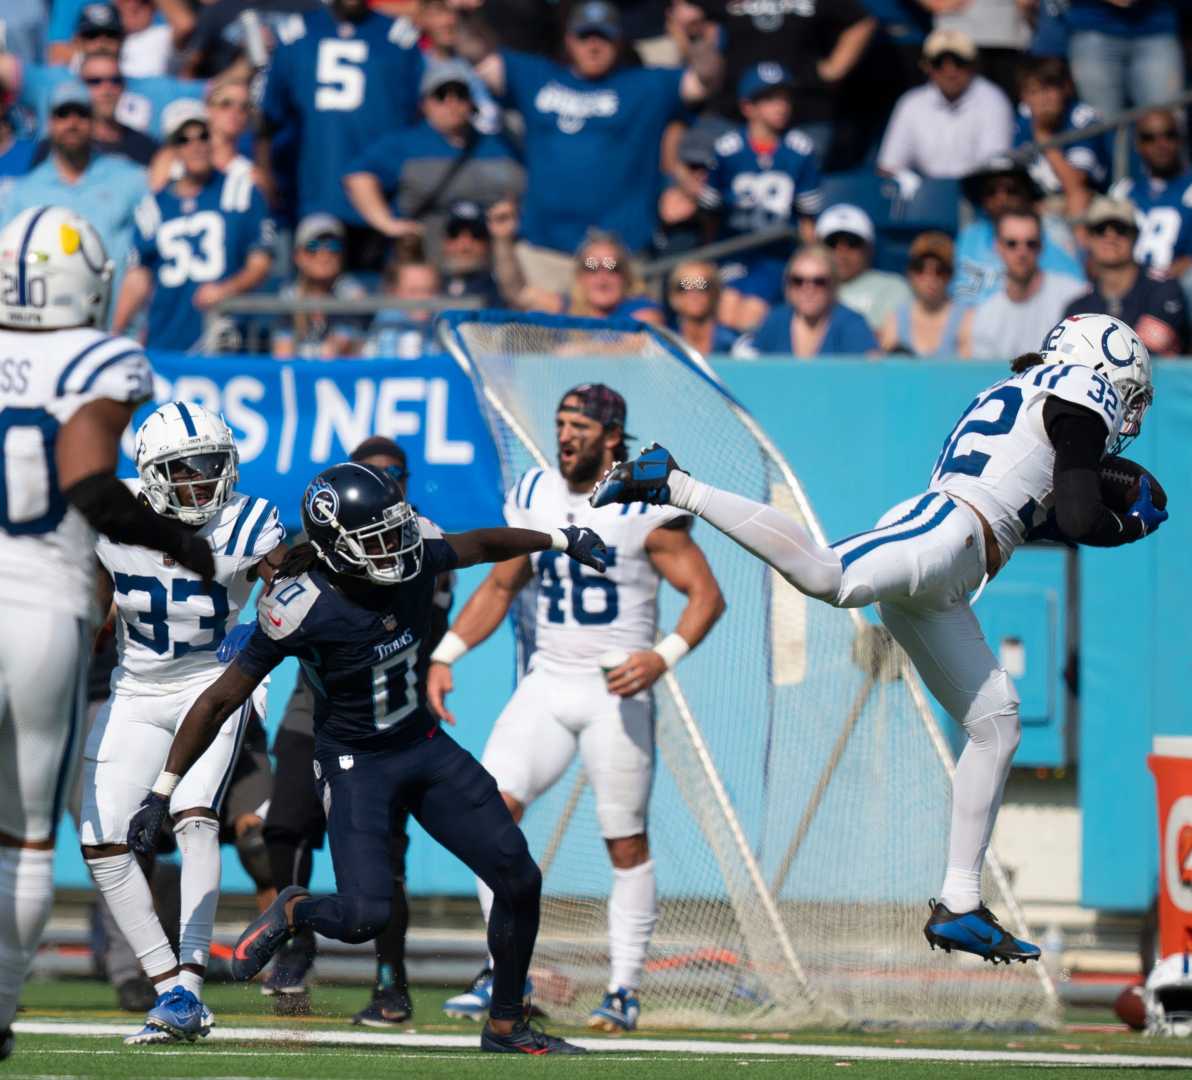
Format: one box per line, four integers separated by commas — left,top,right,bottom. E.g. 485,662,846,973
508,467,547,512
714,130,744,157
275,14,306,45
783,128,815,156
388,15,419,46
1032,363,1124,432
54,334,153,403
418,514,444,540
258,575,321,640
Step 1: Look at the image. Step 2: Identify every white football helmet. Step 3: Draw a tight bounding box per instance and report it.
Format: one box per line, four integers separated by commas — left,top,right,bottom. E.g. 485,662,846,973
1039,313,1153,451
135,402,239,526
1145,954,1192,1037
0,206,115,329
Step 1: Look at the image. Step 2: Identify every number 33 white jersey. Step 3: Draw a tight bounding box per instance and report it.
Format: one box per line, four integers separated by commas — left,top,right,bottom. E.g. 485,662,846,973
98,481,283,694
0,327,154,619
504,467,688,674
928,362,1125,561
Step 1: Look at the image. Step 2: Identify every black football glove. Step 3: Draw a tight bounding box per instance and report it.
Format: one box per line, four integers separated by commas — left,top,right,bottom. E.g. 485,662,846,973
127,792,171,856
560,524,608,573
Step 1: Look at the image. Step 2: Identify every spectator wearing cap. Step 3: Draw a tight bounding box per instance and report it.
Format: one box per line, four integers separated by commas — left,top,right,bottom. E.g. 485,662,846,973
0,79,147,290
1012,57,1108,221
1110,108,1192,280
668,260,738,354
969,208,1086,359
880,232,972,358
655,127,722,260
466,0,722,290
417,0,502,133
700,64,823,333
365,259,442,359
149,74,259,192
439,200,503,307
734,244,878,358
273,214,367,359
954,156,1084,305
877,29,1014,183
1066,0,1183,120
816,204,912,334
342,61,523,267
1062,196,1190,356
112,102,274,351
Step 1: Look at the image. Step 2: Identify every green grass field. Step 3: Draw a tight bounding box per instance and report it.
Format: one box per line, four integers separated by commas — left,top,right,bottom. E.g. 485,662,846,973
8,979,1192,1078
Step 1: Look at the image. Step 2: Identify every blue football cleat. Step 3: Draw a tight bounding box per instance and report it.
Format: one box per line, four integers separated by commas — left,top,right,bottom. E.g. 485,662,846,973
590,444,682,508
232,885,308,982
481,1018,586,1054
124,986,206,1045
924,900,1041,964
443,966,536,1021
588,987,640,1032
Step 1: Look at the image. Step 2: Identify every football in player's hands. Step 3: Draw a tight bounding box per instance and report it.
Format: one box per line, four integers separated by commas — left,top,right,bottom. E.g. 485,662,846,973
1099,455,1167,514
560,524,608,572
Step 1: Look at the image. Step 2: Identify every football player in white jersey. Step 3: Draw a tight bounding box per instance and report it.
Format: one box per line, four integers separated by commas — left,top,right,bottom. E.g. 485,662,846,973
593,314,1165,965
0,206,215,1063
429,384,725,1031
78,400,285,1045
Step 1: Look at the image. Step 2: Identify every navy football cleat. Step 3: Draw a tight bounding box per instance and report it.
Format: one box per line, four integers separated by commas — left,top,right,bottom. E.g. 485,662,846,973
232,885,308,982
590,444,683,508
353,986,413,1027
923,900,1041,964
481,1018,586,1055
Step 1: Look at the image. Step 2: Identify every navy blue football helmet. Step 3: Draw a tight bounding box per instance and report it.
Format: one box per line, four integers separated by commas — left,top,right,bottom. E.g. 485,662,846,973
301,462,423,584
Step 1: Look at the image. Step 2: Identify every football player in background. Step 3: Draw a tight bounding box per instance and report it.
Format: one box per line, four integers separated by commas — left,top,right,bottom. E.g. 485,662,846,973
127,462,609,1054
79,401,285,1045
431,384,724,1032
0,206,214,1063
593,313,1164,965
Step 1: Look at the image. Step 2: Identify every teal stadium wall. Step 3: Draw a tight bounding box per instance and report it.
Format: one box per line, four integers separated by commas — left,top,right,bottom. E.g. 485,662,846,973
50,357,1192,913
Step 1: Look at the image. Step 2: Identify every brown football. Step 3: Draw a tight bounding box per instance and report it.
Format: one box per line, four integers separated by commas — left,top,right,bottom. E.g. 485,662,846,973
1099,456,1167,515
1114,982,1147,1031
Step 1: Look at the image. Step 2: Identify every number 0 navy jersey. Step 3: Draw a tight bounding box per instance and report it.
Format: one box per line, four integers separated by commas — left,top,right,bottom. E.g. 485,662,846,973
928,363,1125,560
235,517,459,753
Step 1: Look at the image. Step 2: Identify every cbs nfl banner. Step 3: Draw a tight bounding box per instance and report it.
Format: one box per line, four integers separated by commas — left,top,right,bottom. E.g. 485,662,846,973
131,352,506,533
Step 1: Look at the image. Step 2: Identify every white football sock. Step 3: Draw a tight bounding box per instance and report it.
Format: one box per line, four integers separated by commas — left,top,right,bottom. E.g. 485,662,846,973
177,968,204,998
476,877,495,971
175,816,221,975
608,859,657,993
0,847,54,1031
668,473,842,602
86,853,177,980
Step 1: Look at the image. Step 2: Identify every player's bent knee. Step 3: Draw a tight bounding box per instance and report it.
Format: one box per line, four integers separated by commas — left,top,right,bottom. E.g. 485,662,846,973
337,895,392,944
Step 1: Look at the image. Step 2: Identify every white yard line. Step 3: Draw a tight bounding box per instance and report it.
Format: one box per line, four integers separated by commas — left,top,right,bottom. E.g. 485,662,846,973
13,1020,1192,1069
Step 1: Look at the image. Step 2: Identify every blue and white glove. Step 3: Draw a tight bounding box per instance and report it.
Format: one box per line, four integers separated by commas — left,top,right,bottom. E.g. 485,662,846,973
552,525,608,573
127,793,170,856
1128,475,1169,537
217,622,255,663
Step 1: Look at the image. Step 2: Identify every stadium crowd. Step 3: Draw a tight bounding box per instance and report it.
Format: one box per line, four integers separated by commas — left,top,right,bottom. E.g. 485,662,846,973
3,0,1192,358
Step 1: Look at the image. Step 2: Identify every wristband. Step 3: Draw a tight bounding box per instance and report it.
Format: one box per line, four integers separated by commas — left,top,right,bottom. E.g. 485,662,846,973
151,771,180,798
430,630,469,666
549,528,569,552
652,633,690,670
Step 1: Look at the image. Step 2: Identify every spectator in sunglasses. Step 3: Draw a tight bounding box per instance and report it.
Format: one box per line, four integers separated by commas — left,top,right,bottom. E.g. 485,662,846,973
562,233,664,324
273,214,367,359
148,75,258,192
970,209,1086,359
1062,196,1190,356
438,200,504,307
734,244,877,358
880,233,971,359
668,260,738,355
877,29,1013,183
816,203,910,333
113,101,274,351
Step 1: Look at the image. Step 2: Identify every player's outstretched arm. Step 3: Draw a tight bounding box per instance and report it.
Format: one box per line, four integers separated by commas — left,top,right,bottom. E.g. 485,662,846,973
444,525,608,571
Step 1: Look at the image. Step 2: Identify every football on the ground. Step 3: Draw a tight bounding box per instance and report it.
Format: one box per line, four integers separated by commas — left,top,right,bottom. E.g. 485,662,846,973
1114,981,1146,1031
1099,456,1167,515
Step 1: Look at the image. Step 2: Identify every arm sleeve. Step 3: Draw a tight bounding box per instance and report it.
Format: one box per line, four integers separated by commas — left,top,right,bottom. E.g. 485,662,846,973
1044,396,1144,547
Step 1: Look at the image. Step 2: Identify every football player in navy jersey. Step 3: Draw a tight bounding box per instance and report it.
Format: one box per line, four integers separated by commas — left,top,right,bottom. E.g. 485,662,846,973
128,463,607,1054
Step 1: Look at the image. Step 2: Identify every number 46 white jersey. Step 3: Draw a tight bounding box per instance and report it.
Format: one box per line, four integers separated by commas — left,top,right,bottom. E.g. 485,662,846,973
928,362,1125,560
504,467,688,674
0,327,154,620
98,482,284,694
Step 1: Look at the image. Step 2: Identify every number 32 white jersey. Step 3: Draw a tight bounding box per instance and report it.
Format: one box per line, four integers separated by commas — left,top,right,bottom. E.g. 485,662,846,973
928,362,1125,560
0,327,154,620
98,481,284,694
504,467,687,674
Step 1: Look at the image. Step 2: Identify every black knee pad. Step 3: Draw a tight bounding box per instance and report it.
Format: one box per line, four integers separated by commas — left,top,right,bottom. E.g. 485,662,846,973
235,822,273,891
337,895,392,944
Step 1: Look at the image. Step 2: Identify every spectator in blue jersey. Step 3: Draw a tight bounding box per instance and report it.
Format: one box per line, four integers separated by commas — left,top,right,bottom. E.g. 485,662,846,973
342,61,523,268
1013,57,1108,221
733,244,878,358
953,156,1084,306
259,0,425,236
149,74,258,193
668,259,738,355
0,80,147,290
0,109,37,207
1066,0,1183,119
112,102,275,352
468,0,722,290
698,63,823,333
365,259,443,359
1110,108,1192,280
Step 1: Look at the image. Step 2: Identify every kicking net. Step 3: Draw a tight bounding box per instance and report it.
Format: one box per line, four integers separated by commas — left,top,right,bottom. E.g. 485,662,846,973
436,310,1057,1029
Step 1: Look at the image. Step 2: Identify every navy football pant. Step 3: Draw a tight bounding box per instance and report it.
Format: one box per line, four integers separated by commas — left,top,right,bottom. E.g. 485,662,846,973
292,728,541,1020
